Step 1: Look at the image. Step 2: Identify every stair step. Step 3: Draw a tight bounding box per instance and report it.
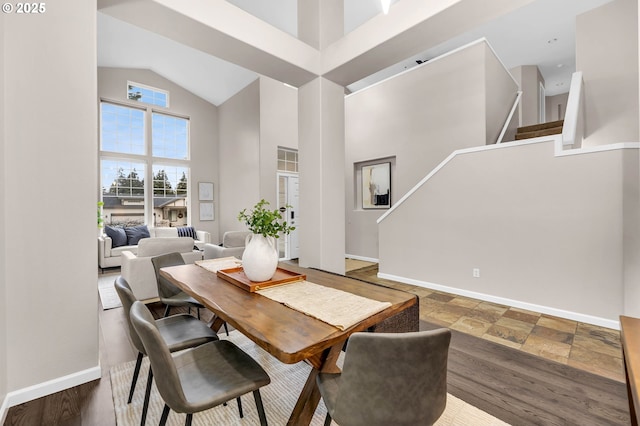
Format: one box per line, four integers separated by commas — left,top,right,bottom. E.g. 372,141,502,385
517,119,564,134
515,126,563,140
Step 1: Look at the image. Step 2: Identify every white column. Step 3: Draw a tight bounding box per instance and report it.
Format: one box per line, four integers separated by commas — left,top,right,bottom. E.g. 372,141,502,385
297,0,344,49
298,77,345,274
297,1,346,274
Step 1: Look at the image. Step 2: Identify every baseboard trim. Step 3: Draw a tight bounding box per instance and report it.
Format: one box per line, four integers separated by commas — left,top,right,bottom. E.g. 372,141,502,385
345,254,379,263
378,272,620,330
0,393,9,426
2,365,101,411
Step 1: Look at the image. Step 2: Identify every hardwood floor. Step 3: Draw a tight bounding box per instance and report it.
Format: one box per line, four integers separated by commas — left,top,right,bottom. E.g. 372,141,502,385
421,320,628,425
3,268,631,425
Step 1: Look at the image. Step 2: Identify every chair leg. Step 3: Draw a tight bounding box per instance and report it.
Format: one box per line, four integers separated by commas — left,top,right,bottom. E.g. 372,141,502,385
237,397,243,418
253,389,268,426
197,308,200,320
184,413,193,426
140,368,153,426
159,404,170,426
127,352,143,403
163,304,171,317
324,412,332,426
223,322,229,336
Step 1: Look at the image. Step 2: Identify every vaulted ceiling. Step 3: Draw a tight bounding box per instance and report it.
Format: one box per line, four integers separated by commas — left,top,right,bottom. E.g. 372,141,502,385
97,0,613,106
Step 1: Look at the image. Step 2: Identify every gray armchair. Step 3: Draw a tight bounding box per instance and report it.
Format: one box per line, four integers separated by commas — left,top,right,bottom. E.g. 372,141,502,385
203,231,251,260
317,329,451,426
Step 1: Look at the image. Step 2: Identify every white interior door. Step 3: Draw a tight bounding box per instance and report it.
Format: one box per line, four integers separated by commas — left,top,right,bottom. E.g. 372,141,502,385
278,173,299,260
287,176,299,259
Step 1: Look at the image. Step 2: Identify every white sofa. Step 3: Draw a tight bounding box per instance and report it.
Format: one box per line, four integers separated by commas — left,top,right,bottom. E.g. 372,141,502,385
98,226,210,271
203,231,251,260
121,237,203,301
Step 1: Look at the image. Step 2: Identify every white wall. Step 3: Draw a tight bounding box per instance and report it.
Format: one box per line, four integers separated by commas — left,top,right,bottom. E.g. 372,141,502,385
2,0,99,405
345,41,517,259
379,140,637,326
97,68,220,243
577,0,639,146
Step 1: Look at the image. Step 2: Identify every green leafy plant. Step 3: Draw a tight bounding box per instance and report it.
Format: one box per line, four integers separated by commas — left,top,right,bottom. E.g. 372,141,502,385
97,201,104,228
238,199,295,238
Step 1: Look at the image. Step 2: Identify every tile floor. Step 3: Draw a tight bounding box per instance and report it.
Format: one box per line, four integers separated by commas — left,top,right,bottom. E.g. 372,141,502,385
346,263,624,383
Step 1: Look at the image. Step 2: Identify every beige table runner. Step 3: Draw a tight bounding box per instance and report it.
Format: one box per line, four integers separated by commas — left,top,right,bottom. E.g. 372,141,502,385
257,281,392,330
195,256,242,273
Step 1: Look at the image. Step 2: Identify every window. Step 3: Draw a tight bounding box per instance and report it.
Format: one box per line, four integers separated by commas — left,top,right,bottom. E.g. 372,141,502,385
277,147,298,172
127,81,169,107
101,159,146,225
152,112,189,160
153,165,189,198
100,103,145,155
99,99,190,228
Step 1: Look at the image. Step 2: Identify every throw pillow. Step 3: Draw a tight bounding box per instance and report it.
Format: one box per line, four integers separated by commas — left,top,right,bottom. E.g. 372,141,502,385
105,225,127,248
125,225,150,245
177,226,197,239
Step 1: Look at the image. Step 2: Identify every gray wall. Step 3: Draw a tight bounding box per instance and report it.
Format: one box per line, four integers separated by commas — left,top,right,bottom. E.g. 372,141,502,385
577,0,639,146
0,11,7,416
345,41,518,259
98,68,220,243
218,77,298,237
485,46,520,144
219,80,261,234
511,65,545,127
379,140,636,324
2,0,98,400
259,76,298,205
546,93,569,122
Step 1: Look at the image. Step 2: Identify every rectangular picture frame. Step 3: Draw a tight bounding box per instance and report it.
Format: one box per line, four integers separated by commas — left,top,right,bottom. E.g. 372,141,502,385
362,162,391,209
199,202,214,221
198,182,214,201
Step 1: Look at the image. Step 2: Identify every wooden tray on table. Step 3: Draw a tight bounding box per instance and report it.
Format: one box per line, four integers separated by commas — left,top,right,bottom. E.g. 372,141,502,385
216,267,306,292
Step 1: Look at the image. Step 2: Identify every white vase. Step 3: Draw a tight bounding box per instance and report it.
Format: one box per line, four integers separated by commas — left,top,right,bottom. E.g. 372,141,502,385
242,233,279,282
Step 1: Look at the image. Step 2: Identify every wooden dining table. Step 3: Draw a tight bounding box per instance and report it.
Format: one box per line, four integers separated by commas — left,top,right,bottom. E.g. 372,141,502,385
160,262,418,425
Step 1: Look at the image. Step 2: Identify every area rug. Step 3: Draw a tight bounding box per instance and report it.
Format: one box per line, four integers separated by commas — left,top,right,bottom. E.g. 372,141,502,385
98,274,122,310
110,331,509,425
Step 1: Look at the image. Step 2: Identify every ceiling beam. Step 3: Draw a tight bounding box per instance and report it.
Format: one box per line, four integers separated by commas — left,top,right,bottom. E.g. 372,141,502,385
321,0,537,87
98,0,321,87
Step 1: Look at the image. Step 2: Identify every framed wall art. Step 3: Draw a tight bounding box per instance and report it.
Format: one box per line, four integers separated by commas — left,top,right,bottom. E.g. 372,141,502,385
199,202,214,221
362,162,391,209
198,182,214,201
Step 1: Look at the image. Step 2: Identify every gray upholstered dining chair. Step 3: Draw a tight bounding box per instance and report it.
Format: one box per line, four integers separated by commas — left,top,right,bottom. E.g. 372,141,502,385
151,252,205,319
114,276,219,426
129,300,271,426
317,328,451,426
151,251,229,335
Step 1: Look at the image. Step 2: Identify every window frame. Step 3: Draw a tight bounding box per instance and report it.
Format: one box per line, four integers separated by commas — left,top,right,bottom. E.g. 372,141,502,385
99,98,191,227
127,80,170,108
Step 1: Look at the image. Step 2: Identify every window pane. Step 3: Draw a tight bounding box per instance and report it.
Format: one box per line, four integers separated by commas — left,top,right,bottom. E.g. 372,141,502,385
100,103,145,155
101,159,145,226
153,164,189,227
152,113,189,160
127,83,169,108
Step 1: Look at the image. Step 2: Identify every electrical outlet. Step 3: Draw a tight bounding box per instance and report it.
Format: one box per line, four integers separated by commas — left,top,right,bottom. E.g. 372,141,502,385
473,268,480,278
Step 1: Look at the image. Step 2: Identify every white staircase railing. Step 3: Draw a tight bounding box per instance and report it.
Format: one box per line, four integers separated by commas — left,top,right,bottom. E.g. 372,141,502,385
496,91,522,144
562,71,584,148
